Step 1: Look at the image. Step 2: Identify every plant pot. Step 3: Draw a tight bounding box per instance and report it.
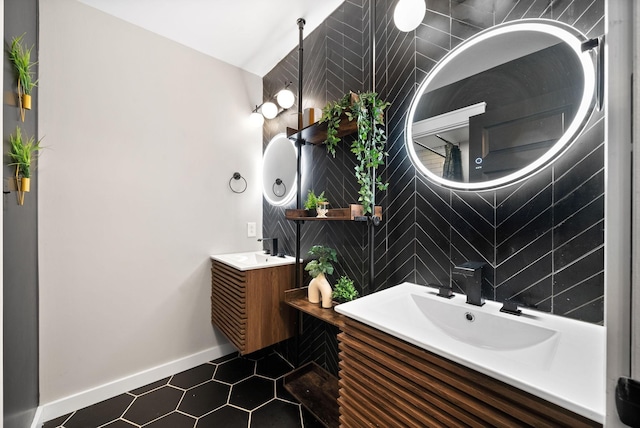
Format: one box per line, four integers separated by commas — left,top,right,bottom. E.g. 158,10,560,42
20,177,30,192
306,209,317,217
308,273,333,308
22,94,31,110
316,202,329,218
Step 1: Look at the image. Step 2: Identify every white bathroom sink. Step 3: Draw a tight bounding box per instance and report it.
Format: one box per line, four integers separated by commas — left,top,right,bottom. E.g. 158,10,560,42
411,293,557,351
335,282,605,423
210,251,297,271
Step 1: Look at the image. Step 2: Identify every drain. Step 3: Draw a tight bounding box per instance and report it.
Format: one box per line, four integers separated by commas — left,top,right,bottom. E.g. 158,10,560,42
464,312,475,322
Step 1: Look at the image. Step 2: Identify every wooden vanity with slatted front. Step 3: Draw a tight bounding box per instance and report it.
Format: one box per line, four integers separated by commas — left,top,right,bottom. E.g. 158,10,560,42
210,259,296,355
337,318,601,427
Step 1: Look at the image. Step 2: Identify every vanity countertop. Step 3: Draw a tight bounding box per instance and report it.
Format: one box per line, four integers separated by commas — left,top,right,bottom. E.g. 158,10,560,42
210,251,297,271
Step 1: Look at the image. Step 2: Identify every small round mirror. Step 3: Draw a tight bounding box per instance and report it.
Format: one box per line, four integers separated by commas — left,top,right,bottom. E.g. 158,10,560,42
262,133,297,206
406,20,597,191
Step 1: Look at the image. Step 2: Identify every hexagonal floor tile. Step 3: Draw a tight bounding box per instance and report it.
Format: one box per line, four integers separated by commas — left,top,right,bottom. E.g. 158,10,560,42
42,413,72,428
170,363,216,389
145,411,197,427
122,386,183,425
178,380,231,417
129,377,170,396
102,420,138,428
250,399,302,428
256,353,293,379
275,377,297,403
64,394,134,428
214,357,255,384
210,351,238,364
196,405,249,427
229,376,274,411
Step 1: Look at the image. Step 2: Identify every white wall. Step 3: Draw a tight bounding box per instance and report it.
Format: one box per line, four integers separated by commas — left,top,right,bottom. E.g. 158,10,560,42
38,0,263,406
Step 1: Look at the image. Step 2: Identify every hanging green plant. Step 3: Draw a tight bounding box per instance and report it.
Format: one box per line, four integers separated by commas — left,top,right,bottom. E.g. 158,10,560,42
319,93,352,157
319,91,390,214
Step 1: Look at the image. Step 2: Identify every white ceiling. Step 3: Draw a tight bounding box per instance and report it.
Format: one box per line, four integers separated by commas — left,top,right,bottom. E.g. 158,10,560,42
77,0,345,77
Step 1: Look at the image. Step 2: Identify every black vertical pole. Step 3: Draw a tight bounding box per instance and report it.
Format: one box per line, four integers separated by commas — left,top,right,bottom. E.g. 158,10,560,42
295,18,305,291
368,0,377,293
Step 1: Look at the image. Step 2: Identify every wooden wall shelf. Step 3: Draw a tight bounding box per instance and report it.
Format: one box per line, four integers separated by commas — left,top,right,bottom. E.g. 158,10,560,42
286,113,357,145
283,362,339,428
284,287,346,329
285,205,382,222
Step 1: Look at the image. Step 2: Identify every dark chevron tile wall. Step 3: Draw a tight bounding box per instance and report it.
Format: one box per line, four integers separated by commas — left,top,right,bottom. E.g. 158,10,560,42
263,0,605,373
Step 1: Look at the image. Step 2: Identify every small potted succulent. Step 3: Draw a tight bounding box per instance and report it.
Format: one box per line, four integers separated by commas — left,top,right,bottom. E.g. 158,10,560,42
305,245,337,308
332,276,359,304
304,190,328,218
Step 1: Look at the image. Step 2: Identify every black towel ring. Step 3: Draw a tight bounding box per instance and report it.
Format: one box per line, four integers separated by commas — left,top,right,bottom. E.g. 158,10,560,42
272,178,286,197
229,172,247,194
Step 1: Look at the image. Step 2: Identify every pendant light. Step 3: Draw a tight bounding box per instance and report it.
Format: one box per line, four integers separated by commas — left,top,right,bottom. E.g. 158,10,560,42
393,0,426,32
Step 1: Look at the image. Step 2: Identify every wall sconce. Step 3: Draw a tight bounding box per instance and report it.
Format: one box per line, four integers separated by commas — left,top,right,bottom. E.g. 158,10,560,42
250,82,295,124
394,0,426,32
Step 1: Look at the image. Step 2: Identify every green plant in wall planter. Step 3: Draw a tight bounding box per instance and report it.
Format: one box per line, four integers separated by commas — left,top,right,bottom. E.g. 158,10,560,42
332,275,359,304
320,91,390,214
305,245,338,308
8,126,42,206
8,33,38,122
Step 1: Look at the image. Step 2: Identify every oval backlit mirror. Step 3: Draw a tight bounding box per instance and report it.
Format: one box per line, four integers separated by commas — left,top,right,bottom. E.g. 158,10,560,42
262,133,297,206
406,20,597,191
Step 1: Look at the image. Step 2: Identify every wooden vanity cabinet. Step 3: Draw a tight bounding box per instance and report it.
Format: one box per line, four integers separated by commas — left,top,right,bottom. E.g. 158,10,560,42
338,318,600,428
211,260,296,355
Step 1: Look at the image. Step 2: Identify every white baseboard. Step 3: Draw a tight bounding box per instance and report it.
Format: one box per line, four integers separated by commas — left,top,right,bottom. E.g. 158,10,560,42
32,343,236,428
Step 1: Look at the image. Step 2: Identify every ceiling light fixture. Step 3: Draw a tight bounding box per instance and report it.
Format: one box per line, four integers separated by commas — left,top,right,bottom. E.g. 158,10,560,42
276,83,295,109
250,105,265,126
261,101,279,119
250,82,296,123
393,0,426,32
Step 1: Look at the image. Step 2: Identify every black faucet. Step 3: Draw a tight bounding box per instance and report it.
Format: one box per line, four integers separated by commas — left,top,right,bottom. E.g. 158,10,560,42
452,261,485,306
257,238,279,257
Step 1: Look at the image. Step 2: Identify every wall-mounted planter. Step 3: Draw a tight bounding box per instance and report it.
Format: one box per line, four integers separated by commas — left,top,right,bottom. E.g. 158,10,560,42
8,34,37,122
7,127,41,206
22,94,32,110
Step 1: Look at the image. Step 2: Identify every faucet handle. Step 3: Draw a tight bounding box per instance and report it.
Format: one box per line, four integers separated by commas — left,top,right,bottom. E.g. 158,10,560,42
500,298,522,316
434,283,454,299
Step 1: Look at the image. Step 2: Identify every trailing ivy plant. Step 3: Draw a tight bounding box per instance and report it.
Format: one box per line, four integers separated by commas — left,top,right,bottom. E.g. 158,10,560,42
319,93,352,157
319,91,390,214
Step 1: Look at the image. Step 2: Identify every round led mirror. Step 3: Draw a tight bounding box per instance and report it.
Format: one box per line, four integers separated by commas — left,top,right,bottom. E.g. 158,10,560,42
262,133,297,206
406,20,597,191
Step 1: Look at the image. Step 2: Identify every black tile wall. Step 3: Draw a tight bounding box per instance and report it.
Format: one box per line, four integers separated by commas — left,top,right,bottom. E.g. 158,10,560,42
263,0,604,372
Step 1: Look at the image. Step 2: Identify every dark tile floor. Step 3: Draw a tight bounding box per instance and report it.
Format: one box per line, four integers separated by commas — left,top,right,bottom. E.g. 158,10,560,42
42,351,325,428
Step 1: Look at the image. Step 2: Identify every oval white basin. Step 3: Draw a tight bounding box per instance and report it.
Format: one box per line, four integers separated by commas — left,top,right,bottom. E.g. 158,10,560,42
411,293,557,350
335,282,604,423
210,251,297,271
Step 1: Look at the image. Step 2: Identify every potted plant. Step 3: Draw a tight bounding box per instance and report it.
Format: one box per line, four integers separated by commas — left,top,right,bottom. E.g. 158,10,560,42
332,276,359,304
320,91,390,215
8,33,37,121
304,190,328,217
8,126,42,205
304,245,337,308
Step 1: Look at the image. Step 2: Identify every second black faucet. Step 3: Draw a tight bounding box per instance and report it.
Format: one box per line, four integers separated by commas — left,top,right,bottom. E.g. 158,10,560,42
258,238,279,257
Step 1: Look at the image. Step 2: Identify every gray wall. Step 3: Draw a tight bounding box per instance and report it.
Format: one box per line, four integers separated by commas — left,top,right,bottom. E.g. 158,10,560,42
3,0,39,426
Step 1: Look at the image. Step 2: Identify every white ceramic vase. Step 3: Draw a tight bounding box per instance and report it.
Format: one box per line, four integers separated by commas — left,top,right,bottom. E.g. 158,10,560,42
308,273,333,308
